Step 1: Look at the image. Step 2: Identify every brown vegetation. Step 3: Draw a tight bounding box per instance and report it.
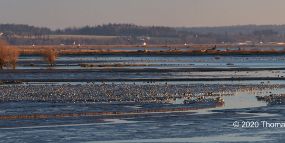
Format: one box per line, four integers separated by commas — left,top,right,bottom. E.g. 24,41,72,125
15,44,285,57
0,40,19,69
42,48,58,66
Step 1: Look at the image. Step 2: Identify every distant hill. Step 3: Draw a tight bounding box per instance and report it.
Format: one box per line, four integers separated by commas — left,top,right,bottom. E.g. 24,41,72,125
1,23,285,45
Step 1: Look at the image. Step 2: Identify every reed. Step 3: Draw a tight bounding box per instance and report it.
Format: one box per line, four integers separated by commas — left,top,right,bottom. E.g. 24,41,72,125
42,48,58,67
0,40,19,69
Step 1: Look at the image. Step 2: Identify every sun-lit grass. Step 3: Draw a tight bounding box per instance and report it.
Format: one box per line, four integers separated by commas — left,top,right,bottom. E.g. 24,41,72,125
0,40,19,69
42,48,58,67
13,43,285,57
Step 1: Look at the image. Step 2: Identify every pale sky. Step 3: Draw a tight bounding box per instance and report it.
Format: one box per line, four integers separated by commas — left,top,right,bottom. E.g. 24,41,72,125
0,0,284,29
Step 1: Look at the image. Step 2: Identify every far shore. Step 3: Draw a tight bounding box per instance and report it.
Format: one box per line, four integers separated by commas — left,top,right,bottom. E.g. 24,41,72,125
15,43,285,49
14,44,285,56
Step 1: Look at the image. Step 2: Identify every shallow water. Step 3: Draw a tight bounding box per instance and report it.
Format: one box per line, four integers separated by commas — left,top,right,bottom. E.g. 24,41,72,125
0,82,285,142
17,55,285,69
5,55,285,82
0,102,284,143
2,54,285,142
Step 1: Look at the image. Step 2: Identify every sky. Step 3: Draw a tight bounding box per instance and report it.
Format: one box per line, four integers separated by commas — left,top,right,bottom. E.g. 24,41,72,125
0,0,284,29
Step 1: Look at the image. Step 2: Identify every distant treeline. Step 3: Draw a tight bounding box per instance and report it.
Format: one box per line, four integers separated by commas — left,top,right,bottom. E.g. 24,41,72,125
1,23,285,45
0,23,178,37
0,24,52,36
57,24,178,37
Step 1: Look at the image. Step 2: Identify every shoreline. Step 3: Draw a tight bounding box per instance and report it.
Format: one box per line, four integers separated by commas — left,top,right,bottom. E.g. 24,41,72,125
19,49,285,56
1,67,285,73
1,77,285,83
16,44,285,56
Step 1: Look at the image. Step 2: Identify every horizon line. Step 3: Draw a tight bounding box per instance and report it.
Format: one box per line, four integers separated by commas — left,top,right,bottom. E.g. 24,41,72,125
2,23,285,30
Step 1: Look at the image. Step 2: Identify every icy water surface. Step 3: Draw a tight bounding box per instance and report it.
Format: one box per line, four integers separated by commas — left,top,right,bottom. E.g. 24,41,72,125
17,54,285,69
1,54,285,142
2,55,285,81
0,82,285,143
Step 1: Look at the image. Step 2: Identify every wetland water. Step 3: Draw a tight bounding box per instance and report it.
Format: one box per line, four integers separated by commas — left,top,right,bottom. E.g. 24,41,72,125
1,54,285,142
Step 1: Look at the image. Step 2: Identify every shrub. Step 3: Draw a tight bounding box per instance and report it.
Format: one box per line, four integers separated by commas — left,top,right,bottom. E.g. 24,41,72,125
43,48,57,66
0,40,19,69
7,47,20,69
0,40,8,69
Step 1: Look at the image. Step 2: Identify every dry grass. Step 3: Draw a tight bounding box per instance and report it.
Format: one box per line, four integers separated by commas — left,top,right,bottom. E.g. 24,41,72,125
14,44,285,56
42,48,58,66
0,40,19,69
19,48,285,56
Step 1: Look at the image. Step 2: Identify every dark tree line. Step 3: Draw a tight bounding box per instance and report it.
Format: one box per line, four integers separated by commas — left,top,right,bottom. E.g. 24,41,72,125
55,24,178,37
0,24,52,35
1,23,285,45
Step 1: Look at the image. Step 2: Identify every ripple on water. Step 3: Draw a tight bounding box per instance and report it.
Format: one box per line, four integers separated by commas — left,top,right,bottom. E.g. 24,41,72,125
101,119,140,124
237,112,280,118
84,133,270,143
0,118,141,130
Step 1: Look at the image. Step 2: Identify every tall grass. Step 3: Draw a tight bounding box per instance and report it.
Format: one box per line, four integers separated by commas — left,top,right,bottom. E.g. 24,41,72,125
0,40,19,69
42,48,57,67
